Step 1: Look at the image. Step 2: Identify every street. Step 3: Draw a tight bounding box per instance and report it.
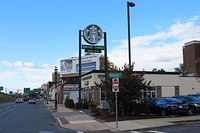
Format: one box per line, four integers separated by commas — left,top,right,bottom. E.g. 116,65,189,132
130,121,200,133
2,100,200,133
0,100,75,133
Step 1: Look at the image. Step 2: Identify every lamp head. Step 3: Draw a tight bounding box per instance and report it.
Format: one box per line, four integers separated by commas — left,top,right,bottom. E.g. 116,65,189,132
54,66,58,72
128,1,135,7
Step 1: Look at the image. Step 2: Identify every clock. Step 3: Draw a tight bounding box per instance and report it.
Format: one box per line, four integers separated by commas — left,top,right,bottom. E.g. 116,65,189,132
83,24,103,44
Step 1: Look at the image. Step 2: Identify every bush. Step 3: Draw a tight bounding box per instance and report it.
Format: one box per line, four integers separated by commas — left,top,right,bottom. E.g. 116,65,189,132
75,101,90,109
130,102,150,115
64,98,75,108
90,103,100,116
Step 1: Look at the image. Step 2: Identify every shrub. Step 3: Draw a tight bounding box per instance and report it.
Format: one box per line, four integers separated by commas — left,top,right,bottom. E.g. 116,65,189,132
75,101,90,109
64,98,75,108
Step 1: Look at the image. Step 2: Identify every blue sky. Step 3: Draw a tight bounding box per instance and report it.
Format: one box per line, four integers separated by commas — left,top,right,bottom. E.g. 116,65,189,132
0,0,200,93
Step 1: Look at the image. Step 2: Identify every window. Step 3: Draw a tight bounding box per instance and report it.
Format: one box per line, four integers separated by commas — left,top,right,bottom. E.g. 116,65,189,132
143,86,156,99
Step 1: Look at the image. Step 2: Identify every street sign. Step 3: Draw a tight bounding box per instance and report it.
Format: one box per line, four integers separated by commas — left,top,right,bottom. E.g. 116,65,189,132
85,49,101,53
82,45,104,50
109,73,122,78
112,78,119,92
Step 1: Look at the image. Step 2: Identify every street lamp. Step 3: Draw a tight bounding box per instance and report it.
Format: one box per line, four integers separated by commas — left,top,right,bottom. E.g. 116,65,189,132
127,1,135,66
54,66,58,110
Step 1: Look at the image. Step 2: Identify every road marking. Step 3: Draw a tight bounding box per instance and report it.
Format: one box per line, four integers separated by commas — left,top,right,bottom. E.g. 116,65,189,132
130,131,141,133
77,131,84,133
148,130,165,133
38,131,55,133
130,131,166,133
0,112,6,117
8,109,14,111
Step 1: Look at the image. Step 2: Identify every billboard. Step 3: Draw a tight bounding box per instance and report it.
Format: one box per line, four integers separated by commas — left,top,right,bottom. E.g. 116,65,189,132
60,54,99,75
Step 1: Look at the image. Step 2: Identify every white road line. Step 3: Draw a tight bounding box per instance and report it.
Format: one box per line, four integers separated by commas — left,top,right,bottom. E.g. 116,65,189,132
130,131,141,133
0,112,6,117
77,131,84,133
148,130,165,133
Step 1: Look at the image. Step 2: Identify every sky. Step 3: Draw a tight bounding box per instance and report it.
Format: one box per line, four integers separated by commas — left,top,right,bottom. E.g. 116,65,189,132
0,0,200,93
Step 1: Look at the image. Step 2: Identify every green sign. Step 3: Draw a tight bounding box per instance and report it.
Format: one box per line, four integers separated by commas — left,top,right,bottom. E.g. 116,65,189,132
24,88,30,94
109,73,122,78
85,49,101,53
82,45,104,50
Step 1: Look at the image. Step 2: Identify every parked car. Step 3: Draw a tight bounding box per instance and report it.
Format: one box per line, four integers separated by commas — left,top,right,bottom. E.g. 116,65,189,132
28,98,36,104
174,95,200,115
149,97,189,116
16,98,23,103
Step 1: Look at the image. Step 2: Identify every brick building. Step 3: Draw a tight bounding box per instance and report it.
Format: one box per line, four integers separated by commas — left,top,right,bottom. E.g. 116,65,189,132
183,40,200,75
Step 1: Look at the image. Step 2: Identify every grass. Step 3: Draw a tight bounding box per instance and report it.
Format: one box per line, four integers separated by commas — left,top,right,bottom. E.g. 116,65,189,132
0,92,15,103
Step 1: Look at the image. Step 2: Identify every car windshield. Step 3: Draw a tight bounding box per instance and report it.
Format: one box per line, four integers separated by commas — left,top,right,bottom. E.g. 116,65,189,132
163,98,181,104
183,96,200,101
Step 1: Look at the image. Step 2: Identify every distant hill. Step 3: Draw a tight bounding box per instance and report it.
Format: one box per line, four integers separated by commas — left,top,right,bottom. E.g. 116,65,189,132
0,92,15,103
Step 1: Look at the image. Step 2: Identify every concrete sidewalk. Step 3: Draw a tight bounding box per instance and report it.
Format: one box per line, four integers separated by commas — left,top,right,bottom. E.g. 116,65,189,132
45,101,200,132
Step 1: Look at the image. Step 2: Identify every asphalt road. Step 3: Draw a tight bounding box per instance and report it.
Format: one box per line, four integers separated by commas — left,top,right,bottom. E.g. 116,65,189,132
130,121,200,133
0,99,76,133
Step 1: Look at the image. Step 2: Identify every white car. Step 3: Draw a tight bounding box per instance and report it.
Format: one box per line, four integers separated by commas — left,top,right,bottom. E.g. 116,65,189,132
16,98,23,103
28,98,36,104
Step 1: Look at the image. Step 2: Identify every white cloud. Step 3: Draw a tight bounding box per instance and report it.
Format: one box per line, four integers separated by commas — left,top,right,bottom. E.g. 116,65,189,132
0,61,53,90
109,16,200,71
0,71,17,78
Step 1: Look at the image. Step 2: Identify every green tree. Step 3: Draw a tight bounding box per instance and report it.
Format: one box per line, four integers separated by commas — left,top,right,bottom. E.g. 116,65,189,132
152,68,166,72
97,63,147,116
99,55,118,70
174,63,184,74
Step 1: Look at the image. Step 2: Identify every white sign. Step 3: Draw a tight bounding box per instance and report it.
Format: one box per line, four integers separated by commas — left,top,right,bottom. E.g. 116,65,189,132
60,54,99,75
112,78,119,92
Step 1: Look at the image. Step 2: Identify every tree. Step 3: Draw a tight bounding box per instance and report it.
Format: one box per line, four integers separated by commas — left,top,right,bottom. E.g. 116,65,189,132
96,63,147,116
99,55,118,70
174,63,184,74
152,68,166,72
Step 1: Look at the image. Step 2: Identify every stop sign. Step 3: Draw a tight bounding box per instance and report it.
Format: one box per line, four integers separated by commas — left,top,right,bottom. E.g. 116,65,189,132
112,78,119,92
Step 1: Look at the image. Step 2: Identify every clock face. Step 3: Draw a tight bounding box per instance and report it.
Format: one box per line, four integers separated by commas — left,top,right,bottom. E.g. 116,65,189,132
83,24,103,44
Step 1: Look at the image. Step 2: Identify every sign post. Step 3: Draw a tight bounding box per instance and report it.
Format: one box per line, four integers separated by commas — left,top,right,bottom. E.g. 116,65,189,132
112,78,119,128
0,86,3,92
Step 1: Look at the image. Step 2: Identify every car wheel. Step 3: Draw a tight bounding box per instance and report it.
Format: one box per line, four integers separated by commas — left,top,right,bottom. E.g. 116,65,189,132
161,109,167,116
188,108,194,116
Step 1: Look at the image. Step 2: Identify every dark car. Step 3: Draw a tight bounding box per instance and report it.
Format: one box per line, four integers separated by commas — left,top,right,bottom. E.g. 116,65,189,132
149,97,189,116
174,96,200,115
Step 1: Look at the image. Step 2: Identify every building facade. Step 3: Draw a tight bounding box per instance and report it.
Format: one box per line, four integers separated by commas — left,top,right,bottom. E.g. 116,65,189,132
81,70,200,104
183,40,200,75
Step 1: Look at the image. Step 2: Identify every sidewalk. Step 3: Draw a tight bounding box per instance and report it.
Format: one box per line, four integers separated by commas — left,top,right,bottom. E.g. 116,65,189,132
45,101,200,132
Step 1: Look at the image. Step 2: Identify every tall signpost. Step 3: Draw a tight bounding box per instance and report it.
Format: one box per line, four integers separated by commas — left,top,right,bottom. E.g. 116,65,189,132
110,72,122,128
79,24,107,102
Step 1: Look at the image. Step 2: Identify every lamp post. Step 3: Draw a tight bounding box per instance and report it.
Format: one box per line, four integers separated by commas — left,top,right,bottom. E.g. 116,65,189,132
54,66,58,110
127,1,135,66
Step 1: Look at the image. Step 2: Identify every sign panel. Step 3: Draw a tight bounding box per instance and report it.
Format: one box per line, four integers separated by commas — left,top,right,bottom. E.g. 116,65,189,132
24,88,30,94
85,49,101,53
109,73,122,78
82,45,104,50
60,55,99,75
112,78,119,92
63,84,79,91
83,24,103,44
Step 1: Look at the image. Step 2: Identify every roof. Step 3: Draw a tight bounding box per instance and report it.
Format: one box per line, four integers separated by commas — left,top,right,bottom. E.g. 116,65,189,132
185,40,200,46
